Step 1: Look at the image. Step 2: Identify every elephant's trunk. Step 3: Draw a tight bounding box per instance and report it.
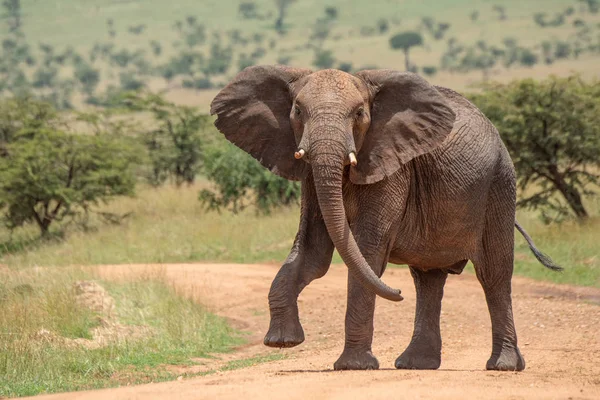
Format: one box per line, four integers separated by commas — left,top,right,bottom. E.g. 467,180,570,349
310,138,403,302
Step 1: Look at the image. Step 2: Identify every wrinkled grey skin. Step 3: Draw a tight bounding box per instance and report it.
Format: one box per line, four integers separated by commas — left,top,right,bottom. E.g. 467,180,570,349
211,66,561,372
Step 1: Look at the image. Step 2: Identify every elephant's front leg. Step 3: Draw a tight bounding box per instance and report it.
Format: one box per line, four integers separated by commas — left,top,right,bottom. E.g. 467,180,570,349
334,246,389,370
264,173,334,348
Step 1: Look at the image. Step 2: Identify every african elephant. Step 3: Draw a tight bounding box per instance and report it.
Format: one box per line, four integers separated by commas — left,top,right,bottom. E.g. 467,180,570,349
210,66,561,372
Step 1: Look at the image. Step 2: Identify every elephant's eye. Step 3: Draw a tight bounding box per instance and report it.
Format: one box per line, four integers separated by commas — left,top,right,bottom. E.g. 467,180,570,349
294,105,301,116
356,108,364,118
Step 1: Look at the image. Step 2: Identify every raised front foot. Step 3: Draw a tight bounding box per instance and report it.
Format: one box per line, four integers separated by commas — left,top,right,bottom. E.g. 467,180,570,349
395,342,441,370
263,312,305,348
486,346,525,371
334,349,379,370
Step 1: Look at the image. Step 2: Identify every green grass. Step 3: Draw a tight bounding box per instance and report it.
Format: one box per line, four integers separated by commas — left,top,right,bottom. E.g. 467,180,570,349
513,199,600,287
0,268,242,397
1,181,598,287
0,181,303,267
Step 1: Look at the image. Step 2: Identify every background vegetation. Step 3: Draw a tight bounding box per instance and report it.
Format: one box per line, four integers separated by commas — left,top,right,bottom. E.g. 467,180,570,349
0,0,599,397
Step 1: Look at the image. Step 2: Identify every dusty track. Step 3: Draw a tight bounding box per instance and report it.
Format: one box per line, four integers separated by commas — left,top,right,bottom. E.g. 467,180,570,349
31,263,600,400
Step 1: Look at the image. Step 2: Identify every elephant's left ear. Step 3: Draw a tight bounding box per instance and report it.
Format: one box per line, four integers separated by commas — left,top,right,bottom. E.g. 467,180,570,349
351,70,456,184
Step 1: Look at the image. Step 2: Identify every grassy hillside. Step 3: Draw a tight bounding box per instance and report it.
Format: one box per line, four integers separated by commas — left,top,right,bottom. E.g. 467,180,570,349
4,0,599,111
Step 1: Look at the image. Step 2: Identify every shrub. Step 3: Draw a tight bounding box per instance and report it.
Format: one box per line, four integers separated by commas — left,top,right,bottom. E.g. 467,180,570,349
199,141,301,214
239,2,259,19
324,6,338,20
337,62,353,72
377,18,389,34
119,72,145,91
422,65,438,76
519,48,538,66
124,92,206,186
312,49,336,69
554,41,572,59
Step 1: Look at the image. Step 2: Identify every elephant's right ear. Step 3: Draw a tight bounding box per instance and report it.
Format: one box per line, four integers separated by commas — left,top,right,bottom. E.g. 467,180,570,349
210,65,312,181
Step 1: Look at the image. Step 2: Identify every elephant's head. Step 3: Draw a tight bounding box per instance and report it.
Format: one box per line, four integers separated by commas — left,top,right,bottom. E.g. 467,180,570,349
211,66,456,302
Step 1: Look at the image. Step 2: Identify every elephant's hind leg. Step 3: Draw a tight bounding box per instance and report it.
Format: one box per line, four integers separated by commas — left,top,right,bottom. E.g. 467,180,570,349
395,267,447,370
472,180,525,371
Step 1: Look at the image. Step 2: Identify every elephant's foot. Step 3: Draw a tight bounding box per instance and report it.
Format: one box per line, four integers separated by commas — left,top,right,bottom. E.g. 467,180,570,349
486,346,525,371
395,343,441,370
334,349,379,370
263,313,305,348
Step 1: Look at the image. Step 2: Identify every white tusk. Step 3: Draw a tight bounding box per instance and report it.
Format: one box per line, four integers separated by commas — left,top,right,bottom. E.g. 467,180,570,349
294,149,306,159
349,152,357,166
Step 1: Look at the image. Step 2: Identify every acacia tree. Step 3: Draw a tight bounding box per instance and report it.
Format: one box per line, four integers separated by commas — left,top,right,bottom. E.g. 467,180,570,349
274,0,296,34
0,127,139,236
389,31,423,71
470,76,600,222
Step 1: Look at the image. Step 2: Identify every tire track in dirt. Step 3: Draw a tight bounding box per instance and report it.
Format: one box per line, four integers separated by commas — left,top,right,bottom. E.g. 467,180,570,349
29,263,600,400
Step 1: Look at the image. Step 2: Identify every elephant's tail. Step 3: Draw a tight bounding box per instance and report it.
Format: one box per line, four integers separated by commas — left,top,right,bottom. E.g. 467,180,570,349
515,221,563,272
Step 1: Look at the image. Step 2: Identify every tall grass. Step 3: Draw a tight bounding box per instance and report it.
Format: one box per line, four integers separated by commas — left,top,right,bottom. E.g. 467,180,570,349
0,180,301,268
1,181,598,287
0,267,240,397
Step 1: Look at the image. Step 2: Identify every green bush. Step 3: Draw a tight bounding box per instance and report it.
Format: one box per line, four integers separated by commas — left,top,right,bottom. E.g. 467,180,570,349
312,49,336,69
422,65,438,76
199,139,301,214
337,62,353,72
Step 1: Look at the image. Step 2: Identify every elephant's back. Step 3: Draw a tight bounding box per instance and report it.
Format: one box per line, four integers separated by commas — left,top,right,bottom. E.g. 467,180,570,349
423,86,501,195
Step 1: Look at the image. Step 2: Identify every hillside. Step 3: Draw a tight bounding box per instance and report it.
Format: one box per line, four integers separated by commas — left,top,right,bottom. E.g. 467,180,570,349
3,0,599,111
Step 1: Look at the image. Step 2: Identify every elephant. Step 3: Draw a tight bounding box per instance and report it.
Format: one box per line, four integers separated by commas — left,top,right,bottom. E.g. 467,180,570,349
210,66,562,372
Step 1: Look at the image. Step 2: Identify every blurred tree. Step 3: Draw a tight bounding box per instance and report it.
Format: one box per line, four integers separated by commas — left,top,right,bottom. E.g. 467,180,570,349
2,0,22,32
128,24,146,35
312,49,336,69
541,40,554,64
493,5,507,20
422,65,438,76
124,92,206,186
420,17,450,40
470,76,600,222
324,6,338,20
274,0,296,34
578,0,599,14
377,18,389,34
239,2,259,19
0,0,34,97
337,62,353,72
389,31,423,71
554,41,572,59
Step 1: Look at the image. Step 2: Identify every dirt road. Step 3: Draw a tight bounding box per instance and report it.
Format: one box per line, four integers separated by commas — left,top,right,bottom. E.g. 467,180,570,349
31,263,600,400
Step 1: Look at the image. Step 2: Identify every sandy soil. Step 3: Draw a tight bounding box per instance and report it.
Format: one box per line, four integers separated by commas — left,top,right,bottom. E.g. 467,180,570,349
28,263,600,400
